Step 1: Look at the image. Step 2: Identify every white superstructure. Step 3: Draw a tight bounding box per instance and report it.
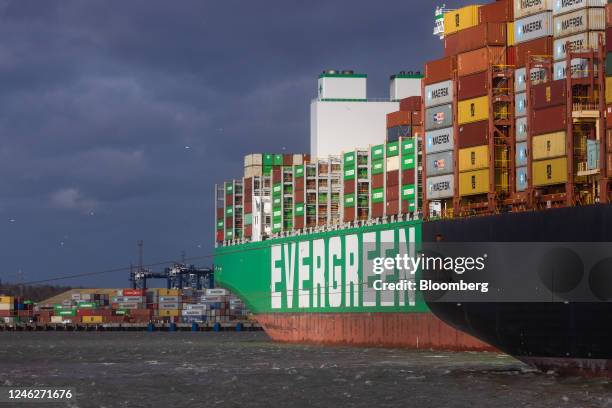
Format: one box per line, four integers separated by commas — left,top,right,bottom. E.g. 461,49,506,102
310,69,421,159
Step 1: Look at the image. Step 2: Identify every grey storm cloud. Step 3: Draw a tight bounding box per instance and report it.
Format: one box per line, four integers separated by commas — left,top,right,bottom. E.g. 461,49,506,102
0,0,475,286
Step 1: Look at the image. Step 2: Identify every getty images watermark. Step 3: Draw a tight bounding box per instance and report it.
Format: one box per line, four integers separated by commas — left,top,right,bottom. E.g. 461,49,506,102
371,252,490,293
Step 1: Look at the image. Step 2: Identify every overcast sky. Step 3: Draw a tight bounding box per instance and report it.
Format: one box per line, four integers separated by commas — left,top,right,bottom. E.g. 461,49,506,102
0,0,474,287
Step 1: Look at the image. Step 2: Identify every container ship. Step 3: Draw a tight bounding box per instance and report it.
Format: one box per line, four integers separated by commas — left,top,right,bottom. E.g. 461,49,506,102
214,0,612,374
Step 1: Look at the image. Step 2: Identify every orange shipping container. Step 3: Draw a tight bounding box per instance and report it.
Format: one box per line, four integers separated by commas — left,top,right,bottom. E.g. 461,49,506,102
478,0,513,23
444,23,506,57
425,56,456,85
400,96,421,111
387,111,411,128
457,47,506,77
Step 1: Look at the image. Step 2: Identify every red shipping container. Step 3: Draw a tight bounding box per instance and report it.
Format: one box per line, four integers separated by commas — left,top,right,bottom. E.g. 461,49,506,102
457,71,489,101
244,177,252,194
244,201,252,214
386,200,399,215
294,216,304,230
295,178,304,191
344,180,355,194
295,190,304,202
458,120,489,148
607,105,612,128
411,111,423,126
607,27,612,52
244,224,252,237
0,310,13,317
225,194,233,206
216,208,224,219
411,125,424,138
457,46,506,77
478,0,513,23
303,154,311,163
371,202,384,218
608,153,612,178
225,216,233,226
607,3,612,27
607,128,612,150
343,210,355,223
401,200,416,214
532,80,566,110
123,289,145,297
445,23,506,57
387,186,399,200
386,170,399,186
530,105,567,135
372,174,384,188
402,170,416,185
424,56,456,85
400,96,422,111
283,154,293,166
272,167,281,183
515,37,553,68
506,46,515,66
387,111,411,128
216,231,224,242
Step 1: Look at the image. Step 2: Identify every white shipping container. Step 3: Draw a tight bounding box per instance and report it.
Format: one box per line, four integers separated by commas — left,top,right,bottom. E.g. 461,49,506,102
553,0,606,16
553,31,604,60
516,117,528,142
62,300,73,306
81,294,91,301
553,58,592,80
71,294,81,300
292,154,303,165
159,303,181,310
201,296,226,303
244,154,252,167
515,67,548,92
515,12,553,44
206,288,228,296
112,296,145,303
159,296,180,302
515,0,553,19
515,92,528,117
424,80,453,108
182,310,205,316
386,156,400,171
115,302,143,310
184,304,207,311
426,127,454,154
51,316,64,323
427,174,455,199
553,8,605,38
0,303,12,311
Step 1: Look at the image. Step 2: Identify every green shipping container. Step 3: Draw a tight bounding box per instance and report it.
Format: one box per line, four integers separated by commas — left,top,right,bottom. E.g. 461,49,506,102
53,304,65,310
263,165,273,176
607,53,612,76
401,184,416,200
402,138,416,154
274,154,283,166
371,144,385,160
226,206,233,216
371,188,384,203
263,154,274,166
402,156,415,170
272,208,282,218
78,302,97,308
294,165,304,178
244,213,253,225
226,230,234,239
272,183,282,196
344,193,355,207
273,197,281,206
344,167,356,180
319,194,328,204
344,151,356,165
216,219,224,230
225,183,233,194
295,203,304,216
114,309,130,316
386,141,399,157
371,159,384,174
58,309,76,316
272,220,282,232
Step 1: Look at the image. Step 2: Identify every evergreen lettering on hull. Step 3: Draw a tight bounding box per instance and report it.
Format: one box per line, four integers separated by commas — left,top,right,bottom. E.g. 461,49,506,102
214,220,429,314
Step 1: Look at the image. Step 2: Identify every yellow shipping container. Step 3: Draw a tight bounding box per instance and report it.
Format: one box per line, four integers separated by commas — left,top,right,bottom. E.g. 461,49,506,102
459,145,489,172
459,169,490,196
0,296,13,304
444,5,480,36
458,96,489,125
606,78,612,104
82,316,103,324
158,309,180,317
507,22,514,46
533,158,567,186
158,289,180,296
532,131,566,160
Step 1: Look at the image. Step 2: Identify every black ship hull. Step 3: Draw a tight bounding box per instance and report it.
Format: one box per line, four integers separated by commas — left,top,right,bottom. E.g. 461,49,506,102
422,204,612,376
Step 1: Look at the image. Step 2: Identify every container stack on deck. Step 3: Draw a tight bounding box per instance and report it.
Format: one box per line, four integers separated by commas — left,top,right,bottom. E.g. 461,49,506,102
216,0,612,245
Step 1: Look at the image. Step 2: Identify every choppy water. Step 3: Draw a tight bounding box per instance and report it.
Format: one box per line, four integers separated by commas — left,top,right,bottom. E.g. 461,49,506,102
0,332,611,407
